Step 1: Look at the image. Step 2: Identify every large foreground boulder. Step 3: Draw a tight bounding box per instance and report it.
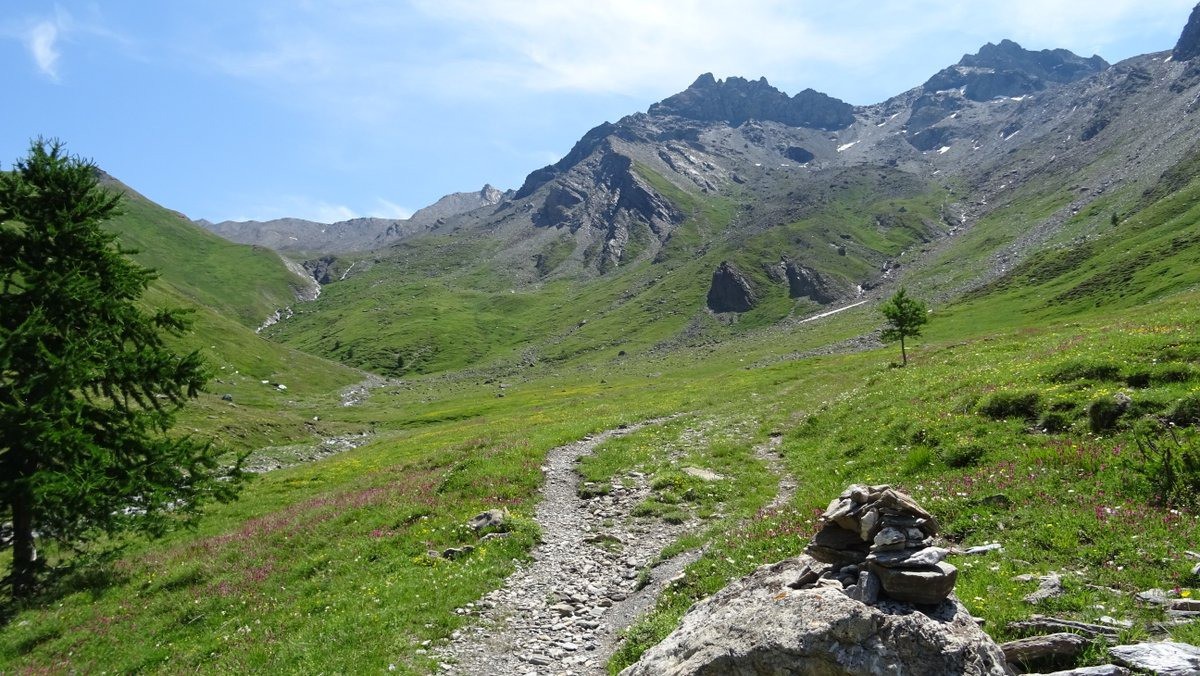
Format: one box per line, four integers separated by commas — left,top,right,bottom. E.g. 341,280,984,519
621,555,1011,675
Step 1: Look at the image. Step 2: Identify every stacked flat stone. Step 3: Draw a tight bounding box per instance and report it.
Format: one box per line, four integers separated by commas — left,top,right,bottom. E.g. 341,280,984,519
803,483,957,605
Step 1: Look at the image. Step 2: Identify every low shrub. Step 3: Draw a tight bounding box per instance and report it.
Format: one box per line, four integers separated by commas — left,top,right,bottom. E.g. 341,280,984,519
1126,363,1195,388
1087,397,1126,433
1130,422,1200,509
1168,393,1200,426
901,447,936,474
1046,358,1122,383
941,444,986,468
1038,411,1072,433
978,391,1043,420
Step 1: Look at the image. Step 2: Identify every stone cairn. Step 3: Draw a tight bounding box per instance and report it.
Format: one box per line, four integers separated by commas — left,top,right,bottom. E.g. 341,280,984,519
800,483,957,605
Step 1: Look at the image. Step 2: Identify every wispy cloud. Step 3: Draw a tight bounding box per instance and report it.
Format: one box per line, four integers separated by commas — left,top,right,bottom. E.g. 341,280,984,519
197,0,1195,117
410,0,869,96
8,6,135,82
374,198,413,220
27,20,60,80
230,195,359,224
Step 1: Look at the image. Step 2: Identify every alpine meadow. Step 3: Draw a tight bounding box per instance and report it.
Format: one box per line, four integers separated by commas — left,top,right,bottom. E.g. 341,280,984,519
4,4,1200,675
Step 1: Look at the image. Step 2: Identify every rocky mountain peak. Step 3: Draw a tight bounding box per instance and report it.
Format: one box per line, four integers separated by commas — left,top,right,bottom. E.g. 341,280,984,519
479,184,505,203
648,73,855,130
1174,4,1200,61
922,39,1107,102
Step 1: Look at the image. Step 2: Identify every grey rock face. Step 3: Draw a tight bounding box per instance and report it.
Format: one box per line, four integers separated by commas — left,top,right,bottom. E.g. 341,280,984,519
1109,641,1200,676
302,255,340,284
785,260,839,304
527,145,682,272
871,561,959,605
923,40,1108,103
907,39,1108,145
783,146,815,164
1038,667,1130,676
706,261,757,312
1000,632,1089,669
1174,4,1200,61
649,72,855,130
621,557,1011,676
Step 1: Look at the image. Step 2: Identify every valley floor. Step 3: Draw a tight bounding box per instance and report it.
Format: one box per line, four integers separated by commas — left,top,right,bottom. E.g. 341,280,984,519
4,287,1200,674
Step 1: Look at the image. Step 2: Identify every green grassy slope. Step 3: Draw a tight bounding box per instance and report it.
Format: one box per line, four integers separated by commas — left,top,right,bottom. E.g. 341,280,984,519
267,165,948,376
6,279,1200,673
102,179,362,453
103,180,307,329
8,150,1200,672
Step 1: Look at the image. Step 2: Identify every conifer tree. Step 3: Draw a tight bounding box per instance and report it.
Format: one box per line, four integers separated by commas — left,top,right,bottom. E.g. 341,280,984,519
880,287,928,367
0,139,242,600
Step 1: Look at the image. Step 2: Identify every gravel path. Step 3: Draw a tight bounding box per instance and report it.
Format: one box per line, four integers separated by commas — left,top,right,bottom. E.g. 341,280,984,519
755,433,795,510
432,421,799,675
433,419,695,675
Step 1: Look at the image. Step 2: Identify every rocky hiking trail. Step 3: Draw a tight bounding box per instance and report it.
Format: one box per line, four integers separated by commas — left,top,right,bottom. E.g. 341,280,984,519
433,419,798,675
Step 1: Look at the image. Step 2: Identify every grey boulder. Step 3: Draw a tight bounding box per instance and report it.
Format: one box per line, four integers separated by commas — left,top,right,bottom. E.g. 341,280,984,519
621,556,1010,675
1109,641,1200,676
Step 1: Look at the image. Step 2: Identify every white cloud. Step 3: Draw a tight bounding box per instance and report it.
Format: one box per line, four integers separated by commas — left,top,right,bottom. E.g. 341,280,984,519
374,198,413,220
309,202,360,224
9,7,134,82
410,0,870,96
232,196,359,224
27,20,61,80
199,0,1196,114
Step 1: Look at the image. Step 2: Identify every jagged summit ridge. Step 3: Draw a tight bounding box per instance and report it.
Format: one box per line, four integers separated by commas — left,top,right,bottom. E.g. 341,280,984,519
922,39,1108,102
648,72,855,130
1174,3,1200,61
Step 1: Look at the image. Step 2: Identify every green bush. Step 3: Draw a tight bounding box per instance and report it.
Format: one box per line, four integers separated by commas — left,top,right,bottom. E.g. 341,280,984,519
941,444,987,468
1130,423,1200,509
1087,397,1126,433
1168,393,1200,426
978,391,1043,420
1038,411,1072,433
1046,358,1122,383
901,447,936,474
1124,370,1151,388
1126,363,1195,388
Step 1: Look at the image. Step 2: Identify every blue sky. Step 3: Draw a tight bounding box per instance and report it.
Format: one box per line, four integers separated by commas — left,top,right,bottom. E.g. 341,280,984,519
3,1,1195,223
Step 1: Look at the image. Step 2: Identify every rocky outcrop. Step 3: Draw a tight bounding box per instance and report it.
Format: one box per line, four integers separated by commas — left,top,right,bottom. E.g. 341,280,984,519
1001,633,1089,671
623,484,1012,674
922,40,1107,102
1110,641,1200,675
302,255,341,284
515,122,623,199
785,260,839,304
908,40,1108,142
407,184,510,226
649,73,855,130
783,146,815,164
621,556,1010,675
707,261,757,312
1174,4,1200,62
528,144,682,271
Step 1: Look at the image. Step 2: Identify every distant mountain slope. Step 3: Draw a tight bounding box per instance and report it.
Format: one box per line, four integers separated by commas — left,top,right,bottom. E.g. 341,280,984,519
96,172,361,453
260,13,1200,378
99,172,314,328
198,184,511,254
